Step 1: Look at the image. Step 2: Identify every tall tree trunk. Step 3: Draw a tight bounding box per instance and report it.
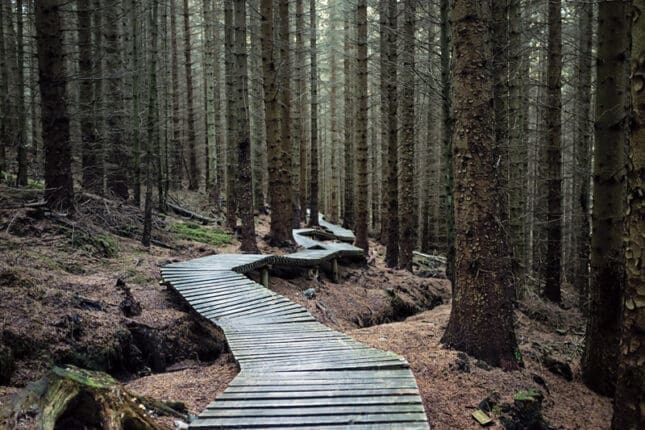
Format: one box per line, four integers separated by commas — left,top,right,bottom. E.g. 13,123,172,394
92,0,105,193
398,0,415,270
130,0,142,206
308,0,319,227
170,0,183,189
354,0,368,253
234,0,258,253
296,0,307,222
612,2,644,426
384,0,398,266
582,0,628,397
212,3,224,209
343,8,355,230
441,0,519,370
278,0,294,231
105,0,128,200
35,0,73,210
15,0,27,186
378,0,387,243
224,0,238,228
543,0,562,302
441,0,455,286
0,2,8,173
143,0,159,248
183,0,199,191
328,0,340,224
202,0,215,195
573,0,592,309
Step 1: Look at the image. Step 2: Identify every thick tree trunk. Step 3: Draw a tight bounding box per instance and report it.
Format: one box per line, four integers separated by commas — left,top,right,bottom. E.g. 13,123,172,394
224,0,238,229
328,1,340,224
202,0,215,195
398,0,415,270
582,0,628,397
308,0,319,228
183,0,199,191
170,0,183,189
234,0,258,253
343,9,355,231
441,0,519,370
543,0,562,302
0,2,8,173
212,4,224,209
35,0,74,210
130,0,142,206
354,0,368,254
296,0,307,222
612,2,644,426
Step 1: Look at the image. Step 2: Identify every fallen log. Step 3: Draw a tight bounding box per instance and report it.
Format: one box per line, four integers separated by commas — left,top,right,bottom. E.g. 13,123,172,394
166,202,215,224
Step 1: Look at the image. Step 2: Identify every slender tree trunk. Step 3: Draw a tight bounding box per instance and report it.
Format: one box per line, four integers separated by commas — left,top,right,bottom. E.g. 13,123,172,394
343,8,355,230
574,0,592,309
296,0,307,222
612,3,644,426
441,0,519,370
130,0,142,206
582,0,629,397
0,2,8,173
278,0,294,231
441,0,454,286
543,0,562,302
202,0,215,195
328,1,339,224
354,0,368,253
213,4,224,209
224,0,238,228
384,0,398,266
398,0,415,270
35,0,74,210
143,0,159,248
183,0,199,191
308,0,319,228
15,0,27,186
378,0,387,243
234,0,258,253
92,0,105,193
170,0,183,189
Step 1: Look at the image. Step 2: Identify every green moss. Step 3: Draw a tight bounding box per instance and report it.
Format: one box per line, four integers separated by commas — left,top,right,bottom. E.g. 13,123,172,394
514,389,543,402
172,222,232,246
27,178,45,189
52,366,117,389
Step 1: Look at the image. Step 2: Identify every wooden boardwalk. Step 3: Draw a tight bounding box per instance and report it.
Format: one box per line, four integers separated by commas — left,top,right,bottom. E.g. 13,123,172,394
161,219,429,429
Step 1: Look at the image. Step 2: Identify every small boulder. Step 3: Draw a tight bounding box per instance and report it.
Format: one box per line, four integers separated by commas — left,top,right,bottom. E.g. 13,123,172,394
303,288,316,299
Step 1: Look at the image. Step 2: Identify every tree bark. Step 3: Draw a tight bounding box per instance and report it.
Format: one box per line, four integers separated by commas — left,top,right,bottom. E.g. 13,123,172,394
328,0,340,224
308,0,319,228
183,0,199,191
384,0,398,266
441,0,454,286
612,3,644,426
35,0,74,210
343,8,355,230
354,0,368,254
582,0,629,397
170,0,183,189
543,0,562,302
224,0,238,228
441,0,519,370
15,0,27,187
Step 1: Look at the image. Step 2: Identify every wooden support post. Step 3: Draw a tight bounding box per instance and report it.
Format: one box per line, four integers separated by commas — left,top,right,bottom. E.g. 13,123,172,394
332,258,339,283
261,267,269,287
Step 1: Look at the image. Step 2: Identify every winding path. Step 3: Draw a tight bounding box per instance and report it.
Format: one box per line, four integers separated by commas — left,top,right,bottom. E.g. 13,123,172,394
161,216,430,429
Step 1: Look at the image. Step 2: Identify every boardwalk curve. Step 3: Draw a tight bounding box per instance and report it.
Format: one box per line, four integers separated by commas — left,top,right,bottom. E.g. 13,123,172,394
161,216,430,429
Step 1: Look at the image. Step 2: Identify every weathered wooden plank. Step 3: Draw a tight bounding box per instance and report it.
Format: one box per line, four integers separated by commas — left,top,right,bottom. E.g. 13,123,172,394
190,412,429,427
206,395,423,408
199,404,425,417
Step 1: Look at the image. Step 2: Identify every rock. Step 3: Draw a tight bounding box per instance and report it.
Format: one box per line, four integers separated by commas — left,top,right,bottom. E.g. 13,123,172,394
450,352,471,373
500,389,552,430
542,356,573,381
117,279,142,317
303,288,316,299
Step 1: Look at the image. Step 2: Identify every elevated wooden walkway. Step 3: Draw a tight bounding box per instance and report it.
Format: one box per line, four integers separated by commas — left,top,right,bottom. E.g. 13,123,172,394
161,218,429,429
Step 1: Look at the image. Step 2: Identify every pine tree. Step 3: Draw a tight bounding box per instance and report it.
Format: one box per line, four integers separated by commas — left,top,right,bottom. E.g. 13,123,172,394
354,0,368,253
308,0,319,228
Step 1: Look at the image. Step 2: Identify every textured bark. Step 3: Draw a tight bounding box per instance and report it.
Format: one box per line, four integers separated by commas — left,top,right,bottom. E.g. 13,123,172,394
398,0,415,270
105,0,128,200
378,0,387,243
249,0,267,213
202,0,215,194
143,0,159,247
15,0,27,186
278,0,294,231
573,1,592,308
612,2,644,426
582,0,628,397
224,0,238,228
441,0,454,286
328,0,340,224
441,0,519,370
78,1,100,193
170,0,183,189
212,3,224,209
130,0,142,205
183,0,199,191
308,0,319,228
354,0,368,254
296,0,307,222
343,9,355,230
0,1,8,173
384,0,398,267
234,0,258,253
35,0,74,210
543,0,562,302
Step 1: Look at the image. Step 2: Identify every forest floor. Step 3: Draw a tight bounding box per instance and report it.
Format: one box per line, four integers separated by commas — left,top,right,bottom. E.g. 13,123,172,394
0,185,611,429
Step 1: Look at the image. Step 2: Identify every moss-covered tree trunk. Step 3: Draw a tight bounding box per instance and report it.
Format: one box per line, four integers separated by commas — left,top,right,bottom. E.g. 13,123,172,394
612,3,644,426
581,0,629,397
441,0,519,370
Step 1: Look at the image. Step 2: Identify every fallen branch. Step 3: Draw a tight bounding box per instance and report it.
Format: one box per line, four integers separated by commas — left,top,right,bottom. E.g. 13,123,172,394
166,202,215,224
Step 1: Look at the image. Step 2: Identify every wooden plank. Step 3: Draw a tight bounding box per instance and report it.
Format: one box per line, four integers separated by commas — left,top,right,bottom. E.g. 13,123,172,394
190,413,429,428
199,404,425,417
206,395,423,408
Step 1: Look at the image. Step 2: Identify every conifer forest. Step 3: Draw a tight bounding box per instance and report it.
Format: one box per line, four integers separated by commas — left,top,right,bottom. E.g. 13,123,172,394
0,0,643,428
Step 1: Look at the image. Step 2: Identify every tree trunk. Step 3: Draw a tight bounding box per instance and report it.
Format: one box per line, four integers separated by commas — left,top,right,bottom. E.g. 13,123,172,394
573,0,592,310
15,0,27,187
328,1,339,224
296,0,307,222
441,0,454,286
202,0,215,196
384,0,398,266
170,0,183,189
0,1,8,173
354,0,368,253
582,0,629,397
343,8,355,230
212,2,224,209
35,0,74,210
183,0,199,191
130,0,142,206
234,0,258,253
308,0,319,228
398,0,415,270
543,0,562,302
224,0,238,229
440,0,519,370
612,2,644,426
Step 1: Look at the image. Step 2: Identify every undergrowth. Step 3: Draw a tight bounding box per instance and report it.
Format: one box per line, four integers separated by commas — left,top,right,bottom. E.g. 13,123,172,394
172,222,232,246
